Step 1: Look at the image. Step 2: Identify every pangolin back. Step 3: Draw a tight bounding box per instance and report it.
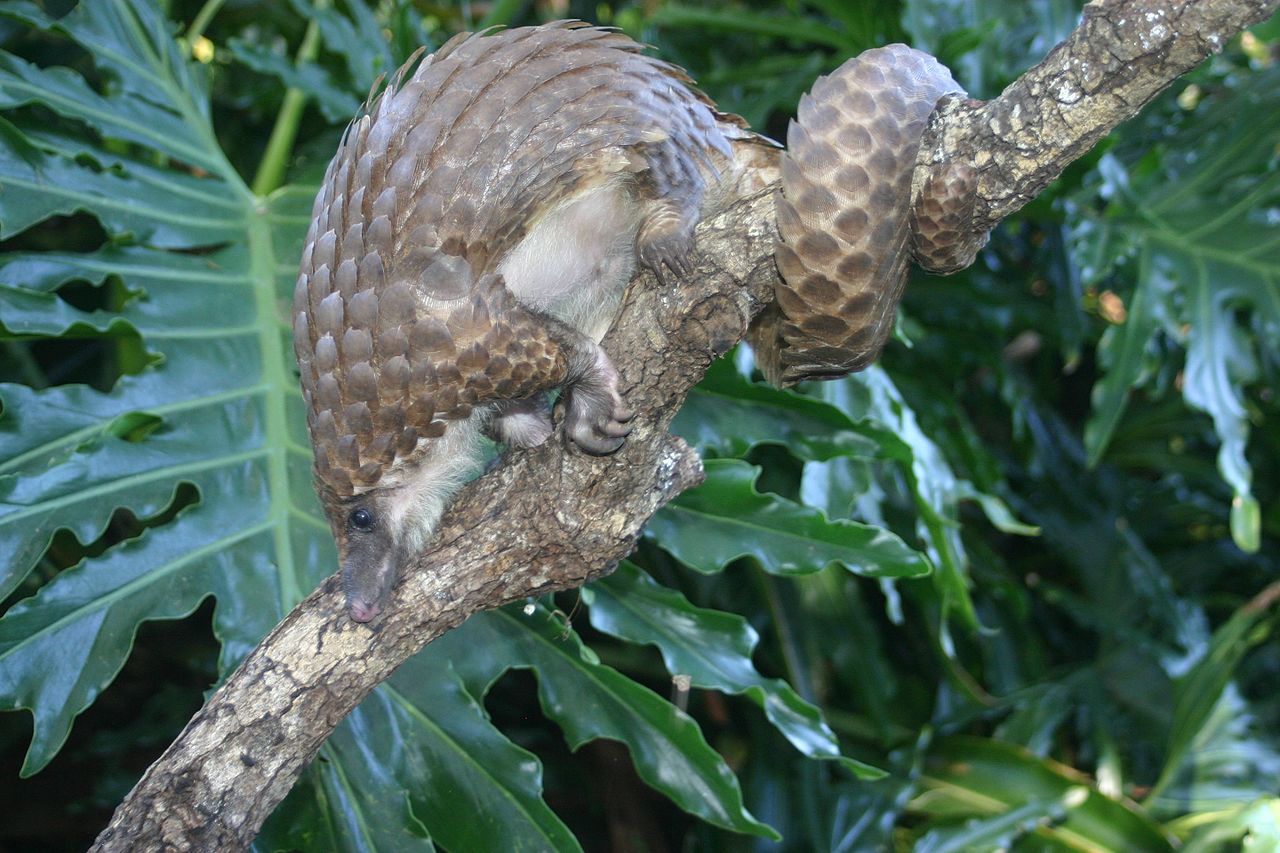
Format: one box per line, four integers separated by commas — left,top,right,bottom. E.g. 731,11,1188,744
293,22,736,498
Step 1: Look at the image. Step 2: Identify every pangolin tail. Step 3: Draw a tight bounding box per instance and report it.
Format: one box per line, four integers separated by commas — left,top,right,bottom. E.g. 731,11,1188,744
757,44,988,386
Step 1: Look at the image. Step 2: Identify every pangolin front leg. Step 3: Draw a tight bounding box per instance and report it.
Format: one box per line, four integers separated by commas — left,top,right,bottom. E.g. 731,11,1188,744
551,323,635,456
484,320,635,456
566,365,635,455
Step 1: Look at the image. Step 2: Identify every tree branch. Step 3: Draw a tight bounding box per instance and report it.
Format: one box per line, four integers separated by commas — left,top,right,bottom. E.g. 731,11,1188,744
918,0,1278,233
92,0,1273,848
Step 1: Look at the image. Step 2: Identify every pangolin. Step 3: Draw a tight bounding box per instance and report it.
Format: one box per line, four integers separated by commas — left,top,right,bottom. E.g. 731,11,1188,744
293,22,984,622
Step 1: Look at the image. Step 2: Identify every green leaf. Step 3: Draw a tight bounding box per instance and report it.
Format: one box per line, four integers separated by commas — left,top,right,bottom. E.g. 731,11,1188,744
916,736,1174,851
0,50,221,173
816,369,981,632
0,0,326,774
2,0,212,106
0,496,283,775
286,0,412,93
0,246,252,341
585,562,884,778
692,52,825,129
1149,582,1280,804
1180,798,1280,853
903,0,1082,99
303,660,581,853
1083,241,1177,462
673,356,882,462
954,481,1041,537
306,735,435,853
798,455,875,521
649,4,852,50
913,799,1070,853
1150,685,1280,820
649,458,931,578
225,37,361,123
0,119,244,245
733,734,909,852
1074,69,1280,552
435,606,780,840
386,662,581,852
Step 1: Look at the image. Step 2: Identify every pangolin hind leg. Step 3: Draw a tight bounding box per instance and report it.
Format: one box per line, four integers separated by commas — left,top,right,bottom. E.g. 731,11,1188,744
636,198,698,283
485,396,554,449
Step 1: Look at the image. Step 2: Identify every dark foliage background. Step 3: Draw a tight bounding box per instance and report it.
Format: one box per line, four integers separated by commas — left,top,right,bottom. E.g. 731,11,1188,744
0,0,1277,850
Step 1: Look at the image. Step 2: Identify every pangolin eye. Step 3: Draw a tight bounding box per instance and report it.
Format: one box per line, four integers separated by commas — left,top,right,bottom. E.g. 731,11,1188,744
349,508,374,531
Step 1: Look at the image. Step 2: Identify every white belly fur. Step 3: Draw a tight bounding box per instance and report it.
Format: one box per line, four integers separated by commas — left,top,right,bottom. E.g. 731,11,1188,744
498,181,641,341
381,415,486,555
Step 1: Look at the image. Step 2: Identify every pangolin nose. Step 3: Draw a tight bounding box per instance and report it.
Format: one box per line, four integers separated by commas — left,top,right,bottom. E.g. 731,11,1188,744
347,598,381,623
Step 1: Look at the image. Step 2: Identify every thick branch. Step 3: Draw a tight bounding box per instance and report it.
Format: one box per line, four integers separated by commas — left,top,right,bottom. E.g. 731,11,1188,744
917,0,1278,233
93,0,1270,848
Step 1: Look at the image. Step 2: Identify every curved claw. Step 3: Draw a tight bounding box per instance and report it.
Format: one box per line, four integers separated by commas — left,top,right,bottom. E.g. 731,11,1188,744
570,424,629,456
599,416,633,438
567,403,633,455
638,228,696,285
564,349,633,456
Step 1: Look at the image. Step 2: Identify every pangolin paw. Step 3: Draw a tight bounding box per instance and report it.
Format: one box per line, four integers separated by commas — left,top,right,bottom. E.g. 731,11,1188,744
637,229,696,286
564,351,634,455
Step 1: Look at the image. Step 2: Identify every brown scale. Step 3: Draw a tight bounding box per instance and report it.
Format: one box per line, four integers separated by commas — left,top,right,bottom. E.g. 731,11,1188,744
294,21,739,501
758,44,990,385
911,162,989,274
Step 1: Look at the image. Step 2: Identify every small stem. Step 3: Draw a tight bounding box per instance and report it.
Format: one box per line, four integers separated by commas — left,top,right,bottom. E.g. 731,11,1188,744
185,0,228,45
753,567,815,701
250,12,325,197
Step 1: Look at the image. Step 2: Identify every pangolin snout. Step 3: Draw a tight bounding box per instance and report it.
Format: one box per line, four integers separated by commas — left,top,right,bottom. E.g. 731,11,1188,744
341,551,395,624
347,596,381,623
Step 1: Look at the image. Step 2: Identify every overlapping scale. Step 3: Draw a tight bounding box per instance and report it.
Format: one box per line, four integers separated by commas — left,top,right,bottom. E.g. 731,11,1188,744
769,44,967,385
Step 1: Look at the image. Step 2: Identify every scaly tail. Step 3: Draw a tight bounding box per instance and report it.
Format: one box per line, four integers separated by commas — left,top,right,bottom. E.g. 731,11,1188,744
758,44,988,385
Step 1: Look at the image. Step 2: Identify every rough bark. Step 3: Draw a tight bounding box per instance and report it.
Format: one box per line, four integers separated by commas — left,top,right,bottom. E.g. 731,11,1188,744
93,0,1275,848
917,0,1279,233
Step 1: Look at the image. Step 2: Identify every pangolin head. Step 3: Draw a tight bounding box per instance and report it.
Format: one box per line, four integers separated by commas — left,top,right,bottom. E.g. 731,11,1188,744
316,484,400,623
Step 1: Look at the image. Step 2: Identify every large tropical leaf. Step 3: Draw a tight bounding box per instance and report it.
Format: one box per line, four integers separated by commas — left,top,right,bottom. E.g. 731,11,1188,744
432,605,781,841
1073,66,1280,553
914,736,1175,852
0,0,325,776
650,458,931,578
584,561,884,777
